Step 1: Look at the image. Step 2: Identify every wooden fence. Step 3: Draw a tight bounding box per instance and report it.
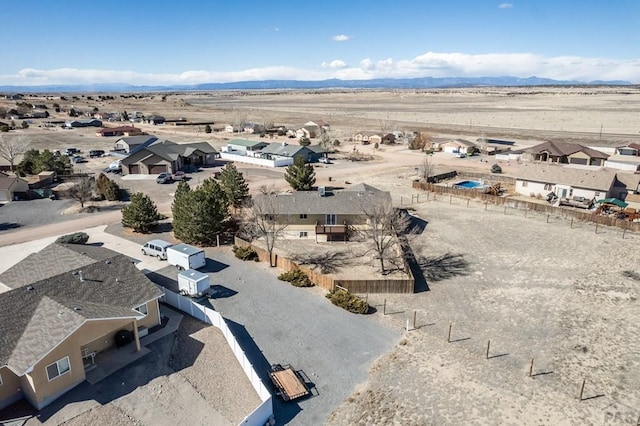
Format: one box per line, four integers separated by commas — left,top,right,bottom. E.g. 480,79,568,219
412,181,640,232
234,237,415,294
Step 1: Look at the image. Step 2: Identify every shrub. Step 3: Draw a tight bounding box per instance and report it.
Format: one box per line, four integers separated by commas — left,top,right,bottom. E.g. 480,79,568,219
278,269,313,287
55,232,89,244
232,245,259,261
491,164,502,174
326,288,370,314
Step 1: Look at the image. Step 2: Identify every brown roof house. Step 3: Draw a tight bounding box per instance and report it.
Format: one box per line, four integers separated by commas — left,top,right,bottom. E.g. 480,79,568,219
524,141,609,166
251,183,392,242
0,172,29,201
353,132,396,145
515,163,637,201
0,243,164,410
121,140,218,175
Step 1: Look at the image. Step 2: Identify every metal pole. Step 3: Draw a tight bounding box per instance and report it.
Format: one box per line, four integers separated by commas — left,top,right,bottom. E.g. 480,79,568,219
383,299,386,315
486,340,491,359
529,358,534,377
447,324,452,343
216,234,220,247
546,213,550,223
579,379,586,401
413,310,417,329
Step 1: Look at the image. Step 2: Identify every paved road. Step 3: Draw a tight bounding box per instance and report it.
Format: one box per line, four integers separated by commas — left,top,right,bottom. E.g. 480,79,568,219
199,247,400,426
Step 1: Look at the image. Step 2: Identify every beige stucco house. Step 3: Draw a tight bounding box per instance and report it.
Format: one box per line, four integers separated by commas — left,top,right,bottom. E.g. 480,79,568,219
0,243,164,410
525,141,609,166
0,172,29,202
252,183,392,242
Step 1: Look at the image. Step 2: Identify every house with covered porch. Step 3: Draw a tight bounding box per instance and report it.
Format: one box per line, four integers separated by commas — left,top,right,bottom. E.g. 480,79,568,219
252,183,391,242
121,140,218,175
0,243,164,410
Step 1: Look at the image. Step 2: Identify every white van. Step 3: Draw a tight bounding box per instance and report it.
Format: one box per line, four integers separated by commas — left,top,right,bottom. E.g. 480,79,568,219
141,240,173,260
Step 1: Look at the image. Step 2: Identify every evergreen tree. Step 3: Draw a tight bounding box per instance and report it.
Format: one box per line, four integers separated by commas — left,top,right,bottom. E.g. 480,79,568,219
172,178,230,245
121,192,159,233
171,181,192,240
284,156,316,191
204,124,212,133
95,173,121,201
218,162,249,209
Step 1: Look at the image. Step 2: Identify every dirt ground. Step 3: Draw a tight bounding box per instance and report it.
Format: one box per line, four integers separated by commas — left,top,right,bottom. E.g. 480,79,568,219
324,171,640,425
3,88,640,425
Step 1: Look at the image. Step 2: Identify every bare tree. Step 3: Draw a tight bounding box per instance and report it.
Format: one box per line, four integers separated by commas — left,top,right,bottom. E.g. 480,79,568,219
379,113,393,135
419,154,436,182
358,199,414,274
0,134,29,173
241,195,289,267
69,176,94,208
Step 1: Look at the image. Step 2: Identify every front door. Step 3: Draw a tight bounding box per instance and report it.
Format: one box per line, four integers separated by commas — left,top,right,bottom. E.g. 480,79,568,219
325,214,337,225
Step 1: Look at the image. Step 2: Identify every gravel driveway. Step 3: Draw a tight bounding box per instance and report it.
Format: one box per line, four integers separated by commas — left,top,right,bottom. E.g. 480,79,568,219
198,247,400,426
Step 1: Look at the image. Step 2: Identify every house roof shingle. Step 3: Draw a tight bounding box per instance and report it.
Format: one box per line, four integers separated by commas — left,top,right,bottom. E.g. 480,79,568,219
254,184,391,215
516,163,617,191
0,249,163,374
526,141,609,159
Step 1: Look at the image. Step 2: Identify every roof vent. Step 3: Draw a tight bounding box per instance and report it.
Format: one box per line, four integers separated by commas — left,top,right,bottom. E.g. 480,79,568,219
27,285,34,291
318,186,326,197
105,260,111,265
74,306,82,311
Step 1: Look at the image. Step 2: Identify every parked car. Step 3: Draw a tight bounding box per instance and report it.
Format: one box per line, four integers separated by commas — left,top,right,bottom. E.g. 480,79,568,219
141,239,173,259
72,156,85,163
173,171,187,181
89,149,105,158
319,157,331,164
65,148,80,156
156,172,172,184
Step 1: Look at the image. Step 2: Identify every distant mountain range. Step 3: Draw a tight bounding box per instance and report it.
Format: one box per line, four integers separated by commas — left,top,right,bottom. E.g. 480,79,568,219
0,76,633,93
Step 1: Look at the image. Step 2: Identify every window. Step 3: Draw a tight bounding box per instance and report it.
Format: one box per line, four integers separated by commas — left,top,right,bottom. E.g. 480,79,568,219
299,231,308,238
594,192,600,198
46,356,70,381
299,214,307,219
522,181,528,188
569,188,573,197
325,214,337,225
544,183,552,191
134,303,148,315
0,371,3,386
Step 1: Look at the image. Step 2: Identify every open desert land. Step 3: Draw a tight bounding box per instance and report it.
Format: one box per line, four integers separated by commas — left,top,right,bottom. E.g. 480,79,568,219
2,87,640,425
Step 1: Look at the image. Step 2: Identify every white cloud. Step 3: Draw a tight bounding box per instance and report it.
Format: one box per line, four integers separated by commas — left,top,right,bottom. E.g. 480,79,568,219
499,3,513,8
332,34,350,42
1,52,639,86
321,60,348,69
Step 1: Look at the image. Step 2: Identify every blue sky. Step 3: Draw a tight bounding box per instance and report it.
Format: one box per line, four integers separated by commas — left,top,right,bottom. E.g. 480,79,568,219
1,0,639,85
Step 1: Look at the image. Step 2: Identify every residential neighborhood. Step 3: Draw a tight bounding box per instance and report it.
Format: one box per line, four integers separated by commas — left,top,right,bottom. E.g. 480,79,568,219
1,87,640,426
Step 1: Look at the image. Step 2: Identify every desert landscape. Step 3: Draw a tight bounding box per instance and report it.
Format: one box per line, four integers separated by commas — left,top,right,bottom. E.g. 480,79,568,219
1,87,640,425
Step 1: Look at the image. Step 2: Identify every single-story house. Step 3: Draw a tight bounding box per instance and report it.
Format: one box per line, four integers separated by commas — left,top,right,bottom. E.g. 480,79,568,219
96,126,143,137
514,163,634,200
259,142,323,163
524,141,609,166
353,132,396,145
225,124,241,133
439,139,476,154
615,143,640,157
113,136,158,154
224,139,270,156
252,183,391,242
295,127,316,139
242,122,265,134
304,120,330,130
30,111,49,119
0,172,29,201
65,119,102,128
0,243,164,410
604,154,640,172
145,115,165,125
121,140,218,175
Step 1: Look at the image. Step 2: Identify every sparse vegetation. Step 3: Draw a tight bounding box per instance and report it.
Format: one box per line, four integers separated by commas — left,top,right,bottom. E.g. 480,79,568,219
55,232,89,245
278,269,313,287
326,288,370,314
232,245,259,261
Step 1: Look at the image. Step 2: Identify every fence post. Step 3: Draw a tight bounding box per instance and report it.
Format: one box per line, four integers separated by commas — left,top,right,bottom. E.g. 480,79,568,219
623,228,627,239
578,379,586,401
595,222,599,234
467,199,470,208
503,205,507,215
529,358,534,377
447,324,452,343
383,299,387,315
413,310,417,329
486,340,491,359
546,213,550,223
449,195,452,204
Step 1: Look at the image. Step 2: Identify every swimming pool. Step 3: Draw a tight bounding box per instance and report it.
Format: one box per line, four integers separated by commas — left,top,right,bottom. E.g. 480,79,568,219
454,180,484,189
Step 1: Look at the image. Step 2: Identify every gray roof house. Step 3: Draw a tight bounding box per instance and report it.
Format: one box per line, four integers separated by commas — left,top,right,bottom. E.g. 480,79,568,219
515,163,635,200
0,243,164,410
114,135,159,154
64,119,102,128
121,140,218,175
260,142,324,162
252,184,392,241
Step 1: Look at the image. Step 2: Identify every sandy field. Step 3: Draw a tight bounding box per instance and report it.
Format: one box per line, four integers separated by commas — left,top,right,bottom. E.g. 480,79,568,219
325,171,640,425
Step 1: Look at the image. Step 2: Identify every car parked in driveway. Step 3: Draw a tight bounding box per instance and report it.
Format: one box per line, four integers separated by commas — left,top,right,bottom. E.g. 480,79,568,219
72,156,85,163
156,172,172,184
89,150,105,158
172,171,187,181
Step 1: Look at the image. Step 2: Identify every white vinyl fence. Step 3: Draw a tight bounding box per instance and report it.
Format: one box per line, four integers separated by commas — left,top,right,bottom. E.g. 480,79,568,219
158,286,273,426
220,152,293,167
